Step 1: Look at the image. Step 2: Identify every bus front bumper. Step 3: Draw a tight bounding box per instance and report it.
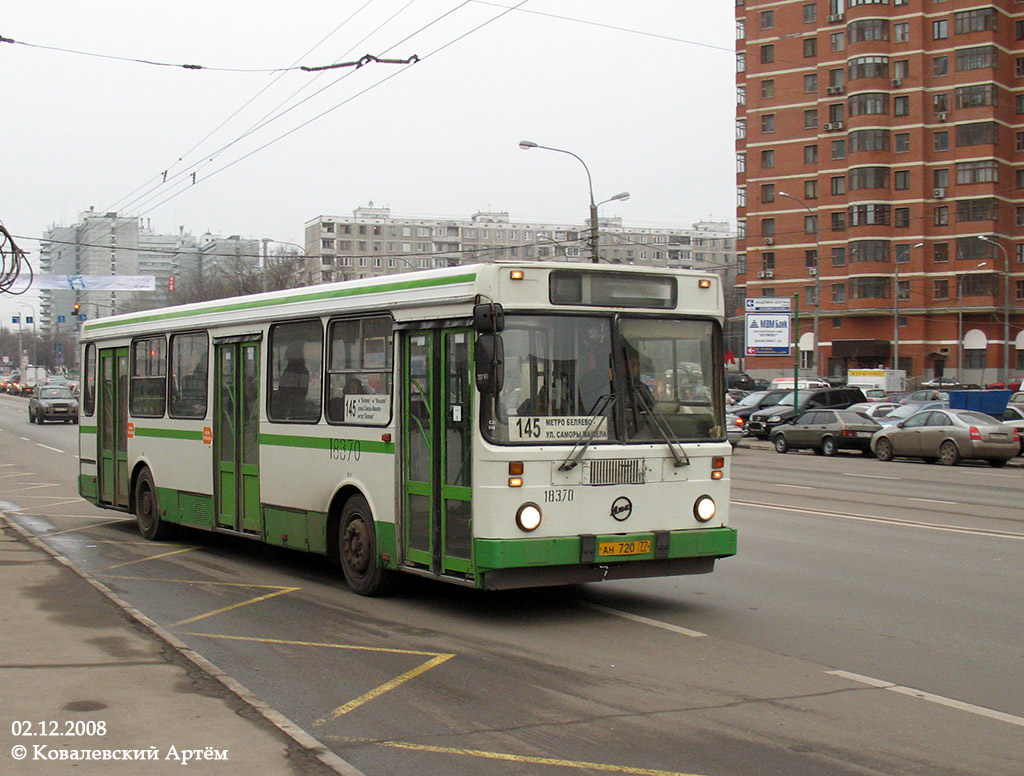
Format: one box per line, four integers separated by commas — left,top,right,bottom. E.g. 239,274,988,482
474,526,736,591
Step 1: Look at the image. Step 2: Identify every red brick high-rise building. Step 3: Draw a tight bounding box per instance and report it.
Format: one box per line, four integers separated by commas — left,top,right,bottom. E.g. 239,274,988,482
735,0,1023,385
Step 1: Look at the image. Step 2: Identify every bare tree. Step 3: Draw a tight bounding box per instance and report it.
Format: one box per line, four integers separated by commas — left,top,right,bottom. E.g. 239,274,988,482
166,253,308,307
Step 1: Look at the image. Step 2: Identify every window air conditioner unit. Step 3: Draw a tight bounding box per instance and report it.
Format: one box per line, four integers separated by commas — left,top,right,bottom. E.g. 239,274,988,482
764,237,774,245
892,78,902,87
832,121,844,130
934,187,946,198
826,85,844,95
937,112,947,121
759,270,774,279
809,267,817,276
828,13,843,22
823,123,834,131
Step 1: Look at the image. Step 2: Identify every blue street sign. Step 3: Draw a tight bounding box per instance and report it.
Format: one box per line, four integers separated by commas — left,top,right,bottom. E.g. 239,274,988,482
58,315,66,323
12,316,19,324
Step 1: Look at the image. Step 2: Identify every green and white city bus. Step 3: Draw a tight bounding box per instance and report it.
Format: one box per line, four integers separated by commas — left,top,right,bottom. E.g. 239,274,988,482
78,262,736,595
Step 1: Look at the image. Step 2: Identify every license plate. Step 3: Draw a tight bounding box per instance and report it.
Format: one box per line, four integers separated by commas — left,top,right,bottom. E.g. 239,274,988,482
856,431,872,437
597,539,652,557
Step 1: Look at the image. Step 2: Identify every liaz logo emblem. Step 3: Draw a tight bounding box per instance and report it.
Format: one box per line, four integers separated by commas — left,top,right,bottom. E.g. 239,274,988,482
610,496,632,522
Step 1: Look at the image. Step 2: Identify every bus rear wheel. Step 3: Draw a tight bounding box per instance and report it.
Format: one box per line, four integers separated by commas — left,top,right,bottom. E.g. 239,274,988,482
339,495,395,596
135,468,172,541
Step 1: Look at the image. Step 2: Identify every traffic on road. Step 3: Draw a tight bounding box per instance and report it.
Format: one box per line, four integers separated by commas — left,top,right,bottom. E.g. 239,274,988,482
1,389,1022,776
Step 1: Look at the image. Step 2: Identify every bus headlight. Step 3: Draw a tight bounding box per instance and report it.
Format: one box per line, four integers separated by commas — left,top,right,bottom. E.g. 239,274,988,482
693,495,716,523
516,503,542,532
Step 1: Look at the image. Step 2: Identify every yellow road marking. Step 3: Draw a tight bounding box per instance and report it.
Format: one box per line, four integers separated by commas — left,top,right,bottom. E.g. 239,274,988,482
179,632,455,724
44,518,135,536
181,632,449,658
174,587,299,626
106,575,297,588
314,653,454,724
377,741,708,776
98,546,198,570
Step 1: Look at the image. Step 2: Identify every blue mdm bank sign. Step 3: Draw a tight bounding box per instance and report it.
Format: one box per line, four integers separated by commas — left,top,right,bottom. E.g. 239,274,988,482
744,297,792,356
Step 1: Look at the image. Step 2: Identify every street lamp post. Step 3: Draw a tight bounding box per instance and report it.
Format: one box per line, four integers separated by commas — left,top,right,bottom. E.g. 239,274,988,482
778,191,819,375
894,242,925,372
958,261,988,379
519,141,628,263
977,235,1011,385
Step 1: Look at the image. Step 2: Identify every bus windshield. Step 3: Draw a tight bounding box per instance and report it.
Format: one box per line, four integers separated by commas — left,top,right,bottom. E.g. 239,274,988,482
482,314,723,445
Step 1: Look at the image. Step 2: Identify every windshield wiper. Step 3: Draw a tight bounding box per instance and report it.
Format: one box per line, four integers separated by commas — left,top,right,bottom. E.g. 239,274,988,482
559,394,616,472
633,385,690,467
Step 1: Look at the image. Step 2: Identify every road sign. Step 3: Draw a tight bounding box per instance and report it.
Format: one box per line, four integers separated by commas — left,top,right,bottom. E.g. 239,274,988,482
745,298,792,356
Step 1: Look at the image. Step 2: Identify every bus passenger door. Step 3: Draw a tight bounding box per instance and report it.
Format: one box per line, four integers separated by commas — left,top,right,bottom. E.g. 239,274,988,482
98,347,130,509
402,329,473,577
214,342,262,534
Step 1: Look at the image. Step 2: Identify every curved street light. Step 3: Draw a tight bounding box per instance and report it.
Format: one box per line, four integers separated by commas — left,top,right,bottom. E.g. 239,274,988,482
777,191,819,375
977,235,1011,385
519,141,628,263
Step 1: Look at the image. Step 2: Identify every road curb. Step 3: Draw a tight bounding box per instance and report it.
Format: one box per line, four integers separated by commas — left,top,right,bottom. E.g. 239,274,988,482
0,510,367,776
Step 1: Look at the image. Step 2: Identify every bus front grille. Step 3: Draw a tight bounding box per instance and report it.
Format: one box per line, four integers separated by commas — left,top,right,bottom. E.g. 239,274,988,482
585,459,645,486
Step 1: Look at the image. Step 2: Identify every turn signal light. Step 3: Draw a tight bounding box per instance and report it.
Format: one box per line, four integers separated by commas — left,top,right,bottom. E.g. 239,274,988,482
510,270,525,280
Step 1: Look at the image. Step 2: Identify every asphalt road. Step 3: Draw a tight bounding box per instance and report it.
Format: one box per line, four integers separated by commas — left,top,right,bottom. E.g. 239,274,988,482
2,393,1022,776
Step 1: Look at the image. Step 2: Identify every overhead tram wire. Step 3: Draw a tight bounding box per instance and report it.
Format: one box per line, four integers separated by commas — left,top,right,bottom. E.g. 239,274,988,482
109,0,460,218
104,0,394,215
0,222,33,295
133,0,532,220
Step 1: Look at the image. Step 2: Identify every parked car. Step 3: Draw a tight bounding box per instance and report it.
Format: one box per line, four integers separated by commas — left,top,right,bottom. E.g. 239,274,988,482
902,389,950,403
28,385,79,424
726,372,756,392
863,388,889,402
772,408,882,456
871,408,1020,467
768,377,830,390
876,400,948,427
1010,391,1024,406
846,401,901,420
985,377,1024,392
1001,406,1024,456
724,388,792,442
919,377,963,388
746,386,867,440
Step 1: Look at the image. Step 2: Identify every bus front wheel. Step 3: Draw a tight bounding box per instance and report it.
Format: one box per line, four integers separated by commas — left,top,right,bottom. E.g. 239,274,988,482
135,468,172,541
339,495,395,596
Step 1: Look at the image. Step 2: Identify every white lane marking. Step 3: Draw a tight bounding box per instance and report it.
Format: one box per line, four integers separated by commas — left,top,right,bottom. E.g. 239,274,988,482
908,497,958,505
777,484,815,490
576,600,707,638
828,670,1024,729
732,500,1024,540
842,473,901,481
36,444,65,454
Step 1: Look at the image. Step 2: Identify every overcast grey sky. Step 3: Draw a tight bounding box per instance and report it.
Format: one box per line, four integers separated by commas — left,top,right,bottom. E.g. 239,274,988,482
1,0,735,320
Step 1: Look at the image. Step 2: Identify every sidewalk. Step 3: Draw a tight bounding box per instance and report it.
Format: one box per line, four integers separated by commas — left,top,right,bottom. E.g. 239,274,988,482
0,516,363,776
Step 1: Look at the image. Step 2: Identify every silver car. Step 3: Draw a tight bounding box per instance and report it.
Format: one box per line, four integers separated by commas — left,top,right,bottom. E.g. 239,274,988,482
871,409,1021,467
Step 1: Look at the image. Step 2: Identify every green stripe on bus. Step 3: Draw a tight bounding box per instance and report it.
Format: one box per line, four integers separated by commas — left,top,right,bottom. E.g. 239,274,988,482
133,427,206,441
84,272,478,331
260,433,396,455
473,526,737,571
80,424,97,435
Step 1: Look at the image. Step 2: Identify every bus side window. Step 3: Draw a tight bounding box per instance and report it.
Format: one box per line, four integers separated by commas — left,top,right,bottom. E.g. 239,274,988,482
326,316,393,425
268,320,323,423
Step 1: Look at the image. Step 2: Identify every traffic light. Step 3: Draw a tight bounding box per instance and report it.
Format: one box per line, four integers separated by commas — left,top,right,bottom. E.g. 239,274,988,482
72,303,81,317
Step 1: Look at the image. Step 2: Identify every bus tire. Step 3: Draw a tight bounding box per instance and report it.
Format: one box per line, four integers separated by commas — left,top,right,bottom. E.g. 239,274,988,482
135,468,172,541
339,495,395,596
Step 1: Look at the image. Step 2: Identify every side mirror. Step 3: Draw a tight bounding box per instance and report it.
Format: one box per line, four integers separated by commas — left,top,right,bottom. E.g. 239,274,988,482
473,302,504,333
475,334,504,394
